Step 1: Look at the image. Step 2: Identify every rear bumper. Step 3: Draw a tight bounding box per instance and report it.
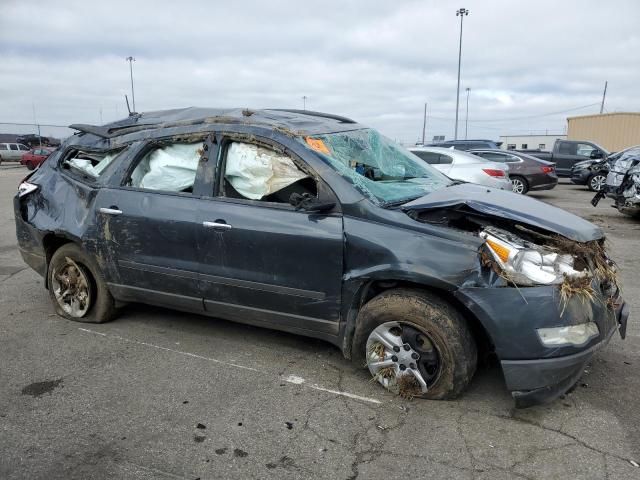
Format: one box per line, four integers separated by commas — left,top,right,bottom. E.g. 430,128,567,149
503,301,629,408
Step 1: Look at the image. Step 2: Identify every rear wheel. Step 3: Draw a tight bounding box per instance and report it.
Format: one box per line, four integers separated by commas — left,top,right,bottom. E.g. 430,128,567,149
48,243,117,323
588,173,606,192
511,176,528,194
353,289,477,400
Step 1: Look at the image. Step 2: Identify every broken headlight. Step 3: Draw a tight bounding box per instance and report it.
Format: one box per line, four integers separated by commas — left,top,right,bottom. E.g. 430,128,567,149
480,228,587,286
537,322,599,347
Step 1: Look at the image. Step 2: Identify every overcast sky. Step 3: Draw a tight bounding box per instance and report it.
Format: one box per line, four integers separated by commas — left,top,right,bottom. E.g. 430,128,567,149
1,0,639,143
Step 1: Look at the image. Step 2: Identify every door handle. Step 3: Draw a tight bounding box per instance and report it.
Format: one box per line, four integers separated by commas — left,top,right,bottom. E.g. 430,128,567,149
203,221,232,230
99,207,123,216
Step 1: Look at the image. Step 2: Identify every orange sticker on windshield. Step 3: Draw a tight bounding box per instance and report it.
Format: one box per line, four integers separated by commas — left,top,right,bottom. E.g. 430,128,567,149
305,137,330,155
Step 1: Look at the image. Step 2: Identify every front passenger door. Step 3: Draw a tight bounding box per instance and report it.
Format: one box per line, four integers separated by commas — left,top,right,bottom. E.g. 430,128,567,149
197,137,344,336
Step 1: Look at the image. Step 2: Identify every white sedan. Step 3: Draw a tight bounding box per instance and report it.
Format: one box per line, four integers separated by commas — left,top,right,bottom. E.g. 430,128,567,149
408,146,512,190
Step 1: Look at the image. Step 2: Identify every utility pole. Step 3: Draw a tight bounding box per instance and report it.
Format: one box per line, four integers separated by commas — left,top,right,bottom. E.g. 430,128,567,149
465,87,470,139
302,96,307,110
421,103,427,145
126,56,136,112
454,8,469,140
600,81,608,114
32,103,41,146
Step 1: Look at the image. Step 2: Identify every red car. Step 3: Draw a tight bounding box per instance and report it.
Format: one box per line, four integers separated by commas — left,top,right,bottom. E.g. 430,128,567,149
20,147,55,170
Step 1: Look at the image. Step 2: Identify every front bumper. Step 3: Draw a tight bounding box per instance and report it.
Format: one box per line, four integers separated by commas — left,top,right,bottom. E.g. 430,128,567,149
570,169,591,185
504,301,628,408
455,284,628,407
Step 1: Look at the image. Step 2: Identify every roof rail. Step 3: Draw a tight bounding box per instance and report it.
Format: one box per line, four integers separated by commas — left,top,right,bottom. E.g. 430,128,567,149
267,109,356,124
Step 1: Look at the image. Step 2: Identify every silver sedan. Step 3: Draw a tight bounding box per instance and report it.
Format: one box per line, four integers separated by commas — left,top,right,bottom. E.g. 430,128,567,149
408,146,512,190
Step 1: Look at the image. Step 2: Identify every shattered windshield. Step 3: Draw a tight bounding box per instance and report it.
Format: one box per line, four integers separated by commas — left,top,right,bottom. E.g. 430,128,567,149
303,129,450,205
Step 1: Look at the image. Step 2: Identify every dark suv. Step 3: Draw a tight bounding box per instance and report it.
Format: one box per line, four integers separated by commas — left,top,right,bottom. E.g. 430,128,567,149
14,108,628,407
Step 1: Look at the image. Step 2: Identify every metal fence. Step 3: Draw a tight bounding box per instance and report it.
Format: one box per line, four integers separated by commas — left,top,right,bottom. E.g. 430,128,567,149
0,122,74,145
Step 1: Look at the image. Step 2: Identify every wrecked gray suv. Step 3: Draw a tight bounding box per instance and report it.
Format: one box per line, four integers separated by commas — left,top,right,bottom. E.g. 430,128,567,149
14,108,629,407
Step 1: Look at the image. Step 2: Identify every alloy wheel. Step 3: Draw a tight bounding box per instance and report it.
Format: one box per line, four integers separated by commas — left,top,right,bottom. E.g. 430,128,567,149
51,257,92,317
366,321,441,395
590,174,606,192
511,178,525,194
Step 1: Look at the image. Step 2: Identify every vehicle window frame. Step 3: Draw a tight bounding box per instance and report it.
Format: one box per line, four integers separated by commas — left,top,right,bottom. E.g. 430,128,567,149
211,133,338,212
118,136,209,198
58,145,130,186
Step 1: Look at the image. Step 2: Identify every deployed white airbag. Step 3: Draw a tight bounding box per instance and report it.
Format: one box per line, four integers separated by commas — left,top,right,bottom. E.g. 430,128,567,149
225,142,308,200
131,143,202,191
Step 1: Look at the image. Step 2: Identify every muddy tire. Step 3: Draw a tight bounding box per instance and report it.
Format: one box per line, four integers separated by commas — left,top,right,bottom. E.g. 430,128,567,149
47,243,117,323
353,288,477,400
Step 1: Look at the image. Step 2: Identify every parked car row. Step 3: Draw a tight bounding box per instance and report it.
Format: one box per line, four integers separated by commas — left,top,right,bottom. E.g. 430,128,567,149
408,145,558,195
0,142,56,168
14,108,628,407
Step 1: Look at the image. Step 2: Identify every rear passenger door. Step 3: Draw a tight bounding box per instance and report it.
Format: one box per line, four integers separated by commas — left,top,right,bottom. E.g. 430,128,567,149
196,135,344,336
95,139,209,312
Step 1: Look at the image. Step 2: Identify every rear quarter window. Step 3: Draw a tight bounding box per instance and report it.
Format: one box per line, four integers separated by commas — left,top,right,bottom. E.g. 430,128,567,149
61,148,125,181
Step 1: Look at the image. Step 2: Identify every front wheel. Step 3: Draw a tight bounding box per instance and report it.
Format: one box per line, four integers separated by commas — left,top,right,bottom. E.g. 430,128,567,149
353,289,477,400
48,243,117,323
588,173,606,192
511,176,529,194
26,161,35,170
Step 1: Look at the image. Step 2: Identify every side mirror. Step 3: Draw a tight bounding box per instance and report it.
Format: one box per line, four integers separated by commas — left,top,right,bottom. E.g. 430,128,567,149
590,150,603,159
289,192,335,213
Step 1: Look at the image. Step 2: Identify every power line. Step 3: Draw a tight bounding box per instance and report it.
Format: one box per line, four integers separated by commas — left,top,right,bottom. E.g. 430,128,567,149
426,102,600,123
0,121,69,128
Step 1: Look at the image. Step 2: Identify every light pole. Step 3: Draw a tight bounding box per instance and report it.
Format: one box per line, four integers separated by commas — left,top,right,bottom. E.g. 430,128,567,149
126,56,136,112
302,95,307,110
465,87,470,139
454,7,469,140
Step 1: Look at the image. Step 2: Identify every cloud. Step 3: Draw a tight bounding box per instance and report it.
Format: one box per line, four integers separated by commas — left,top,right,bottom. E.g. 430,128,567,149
0,0,638,143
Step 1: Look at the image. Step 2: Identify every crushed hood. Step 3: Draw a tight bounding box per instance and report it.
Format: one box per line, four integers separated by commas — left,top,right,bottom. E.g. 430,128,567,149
402,183,603,242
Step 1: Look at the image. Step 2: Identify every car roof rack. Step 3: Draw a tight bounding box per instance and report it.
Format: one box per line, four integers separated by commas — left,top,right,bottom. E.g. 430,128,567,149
267,109,356,124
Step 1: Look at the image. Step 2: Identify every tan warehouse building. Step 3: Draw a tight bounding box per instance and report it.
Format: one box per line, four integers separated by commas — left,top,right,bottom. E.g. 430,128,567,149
567,112,640,151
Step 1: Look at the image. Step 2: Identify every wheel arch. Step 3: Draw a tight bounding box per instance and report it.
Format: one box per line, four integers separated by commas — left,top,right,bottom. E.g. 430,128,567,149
340,278,495,363
42,233,82,289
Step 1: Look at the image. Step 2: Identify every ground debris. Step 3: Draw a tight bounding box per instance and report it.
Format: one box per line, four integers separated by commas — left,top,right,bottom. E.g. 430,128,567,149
397,374,421,400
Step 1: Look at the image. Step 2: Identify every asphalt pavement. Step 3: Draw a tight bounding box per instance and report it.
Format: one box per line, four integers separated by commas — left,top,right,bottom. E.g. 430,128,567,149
1,165,639,479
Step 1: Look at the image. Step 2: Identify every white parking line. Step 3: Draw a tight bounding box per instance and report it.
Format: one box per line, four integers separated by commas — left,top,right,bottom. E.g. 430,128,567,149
284,374,381,404
78,327,382,405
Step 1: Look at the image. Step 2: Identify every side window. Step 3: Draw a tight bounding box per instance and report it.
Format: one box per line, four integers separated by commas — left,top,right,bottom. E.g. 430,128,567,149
576,143,597,158
505,154,521,163
62,149,123,179
557,142,577,155
126,142,202,193
474,152,506,162
412,151,440,164
220,141,317,204
0,145,7,151
9,144,18,151
438,154,453,165
19,144,30,151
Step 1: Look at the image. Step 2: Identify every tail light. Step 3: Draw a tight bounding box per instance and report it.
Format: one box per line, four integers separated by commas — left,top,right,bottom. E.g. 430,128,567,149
482,168,506,178
18,181,38,198
541,166,554,174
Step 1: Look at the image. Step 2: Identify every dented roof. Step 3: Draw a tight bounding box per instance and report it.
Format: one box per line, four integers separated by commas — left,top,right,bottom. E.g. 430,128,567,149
70,107,363,140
